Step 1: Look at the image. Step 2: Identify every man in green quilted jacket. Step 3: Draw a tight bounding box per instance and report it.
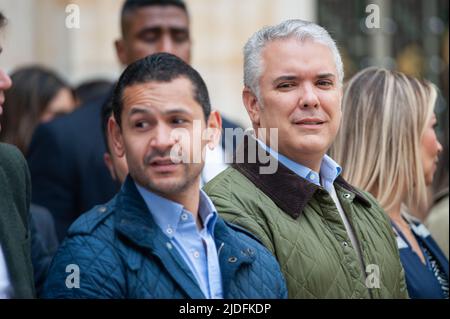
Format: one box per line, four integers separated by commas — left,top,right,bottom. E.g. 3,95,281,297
204,19,409,299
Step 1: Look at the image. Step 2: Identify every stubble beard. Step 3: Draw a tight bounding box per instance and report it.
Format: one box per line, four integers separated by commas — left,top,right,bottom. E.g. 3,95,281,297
135,162,204,196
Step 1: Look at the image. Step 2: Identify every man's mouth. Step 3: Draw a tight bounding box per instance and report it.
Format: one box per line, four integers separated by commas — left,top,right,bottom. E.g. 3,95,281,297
148,157,180,173
294,118,326,126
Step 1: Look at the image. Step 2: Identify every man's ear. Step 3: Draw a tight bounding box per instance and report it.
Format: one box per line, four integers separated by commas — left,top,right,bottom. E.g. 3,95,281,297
114,39,128,66
204,110,222,149
108,116,126,158
242,87,261,127
103,152,117,181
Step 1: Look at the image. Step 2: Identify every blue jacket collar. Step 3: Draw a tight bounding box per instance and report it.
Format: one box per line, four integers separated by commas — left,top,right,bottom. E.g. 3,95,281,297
114,176,204,298
114,176,256,298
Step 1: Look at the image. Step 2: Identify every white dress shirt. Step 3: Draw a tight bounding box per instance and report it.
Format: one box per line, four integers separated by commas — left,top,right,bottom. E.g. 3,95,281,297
0,244,12,298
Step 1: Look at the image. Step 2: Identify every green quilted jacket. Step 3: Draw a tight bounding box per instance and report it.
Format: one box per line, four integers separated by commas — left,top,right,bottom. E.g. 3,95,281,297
204,139,408,299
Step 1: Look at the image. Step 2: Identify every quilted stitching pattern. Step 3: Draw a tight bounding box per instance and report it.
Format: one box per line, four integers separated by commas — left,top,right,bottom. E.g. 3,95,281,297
41,199,288,299
204,167,409,299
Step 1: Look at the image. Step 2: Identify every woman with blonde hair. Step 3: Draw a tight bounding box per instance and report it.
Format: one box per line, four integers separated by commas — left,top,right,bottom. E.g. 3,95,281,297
331,67,448,299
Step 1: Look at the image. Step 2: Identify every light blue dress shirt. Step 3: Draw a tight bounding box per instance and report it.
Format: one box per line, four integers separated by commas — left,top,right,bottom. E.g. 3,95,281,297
135,183,223,299
257,139,342,191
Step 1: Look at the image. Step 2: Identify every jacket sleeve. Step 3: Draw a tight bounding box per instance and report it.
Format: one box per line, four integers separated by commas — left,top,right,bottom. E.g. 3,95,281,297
41,234,125,299
258,242,288,299
27,123,77,241
362,190,410,299
30,215,53,297
277,267,288,299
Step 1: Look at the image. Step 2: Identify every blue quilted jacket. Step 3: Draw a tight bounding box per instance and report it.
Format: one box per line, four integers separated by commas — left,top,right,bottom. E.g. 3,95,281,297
41,177,287,299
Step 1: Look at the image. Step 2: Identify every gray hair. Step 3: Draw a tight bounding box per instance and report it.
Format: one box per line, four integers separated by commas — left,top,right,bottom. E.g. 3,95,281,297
243,19,344,98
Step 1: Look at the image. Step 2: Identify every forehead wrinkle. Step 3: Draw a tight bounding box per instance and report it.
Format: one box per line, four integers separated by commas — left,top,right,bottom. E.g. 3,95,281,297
128,105,193,117
128,106,154,117
262,39,338,77
123,6,189,38
122,80,197,117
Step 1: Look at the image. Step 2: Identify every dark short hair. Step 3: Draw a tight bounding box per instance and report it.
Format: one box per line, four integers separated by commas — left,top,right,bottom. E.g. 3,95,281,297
121,0,188,37
75,79,113,105
112,52,211,128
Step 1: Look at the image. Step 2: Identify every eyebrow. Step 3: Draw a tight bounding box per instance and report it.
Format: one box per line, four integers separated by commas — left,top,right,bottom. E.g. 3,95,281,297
272,76,297,85
128,106,192,117
136,26,189,38
273,73,336,85
164,108,192,116
317,73,336,80
129,107,151,116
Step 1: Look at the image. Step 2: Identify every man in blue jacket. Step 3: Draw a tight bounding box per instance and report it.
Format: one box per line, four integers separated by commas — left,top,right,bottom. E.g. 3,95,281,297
28,0,241,242
27,0,194,241
42,53,287,299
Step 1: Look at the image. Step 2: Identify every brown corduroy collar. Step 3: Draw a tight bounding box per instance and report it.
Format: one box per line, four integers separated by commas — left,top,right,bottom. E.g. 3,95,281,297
231,135,371,220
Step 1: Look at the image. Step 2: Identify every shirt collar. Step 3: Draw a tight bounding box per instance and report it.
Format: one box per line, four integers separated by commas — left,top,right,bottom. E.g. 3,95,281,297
320,155,342,192
135,182,218,237
256,138,341,192
198,189,219,234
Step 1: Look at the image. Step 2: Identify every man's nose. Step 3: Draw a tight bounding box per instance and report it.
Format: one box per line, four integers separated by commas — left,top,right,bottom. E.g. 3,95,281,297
157,34,175,55
299,83,319,108
150,123,176,151
0,69,12,91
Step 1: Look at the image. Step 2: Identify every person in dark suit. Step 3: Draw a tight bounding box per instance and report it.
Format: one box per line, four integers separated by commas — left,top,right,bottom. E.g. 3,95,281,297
27,0,192,241
0,12,35,298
